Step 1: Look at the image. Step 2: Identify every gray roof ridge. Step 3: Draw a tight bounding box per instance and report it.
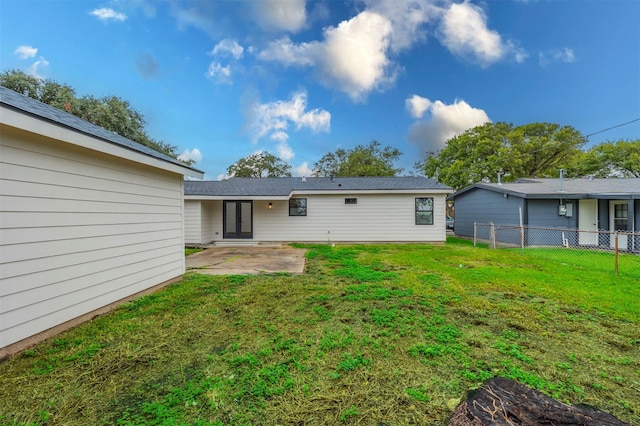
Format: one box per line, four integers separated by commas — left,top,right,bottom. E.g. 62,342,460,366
184,175,452,196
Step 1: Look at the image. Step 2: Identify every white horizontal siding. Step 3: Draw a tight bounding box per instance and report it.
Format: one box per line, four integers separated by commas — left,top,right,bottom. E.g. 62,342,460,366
1,126,186,349
186,195,447,243
201,201,217,243
1,237,181,282
184,200,202,245
250,193,446,242
2,259,182,347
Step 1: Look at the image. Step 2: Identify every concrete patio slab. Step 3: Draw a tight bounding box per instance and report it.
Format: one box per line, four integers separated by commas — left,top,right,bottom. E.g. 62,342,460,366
186,245,307,275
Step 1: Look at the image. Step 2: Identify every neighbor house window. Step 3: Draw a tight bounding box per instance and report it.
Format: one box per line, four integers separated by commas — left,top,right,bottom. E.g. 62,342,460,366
345,198,357,205
289,198,307,216
613,203,628,231
415,197,434,225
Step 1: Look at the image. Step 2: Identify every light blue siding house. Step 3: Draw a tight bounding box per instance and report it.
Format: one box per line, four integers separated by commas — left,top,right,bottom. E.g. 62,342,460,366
449,178,639,250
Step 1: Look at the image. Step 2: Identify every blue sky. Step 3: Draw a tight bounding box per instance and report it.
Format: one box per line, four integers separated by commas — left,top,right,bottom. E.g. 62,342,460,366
2,0,639,179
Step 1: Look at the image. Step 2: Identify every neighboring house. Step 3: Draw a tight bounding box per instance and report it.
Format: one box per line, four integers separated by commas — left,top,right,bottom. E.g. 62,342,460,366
449,178,639,250
0,87,203,358
184,177,452,245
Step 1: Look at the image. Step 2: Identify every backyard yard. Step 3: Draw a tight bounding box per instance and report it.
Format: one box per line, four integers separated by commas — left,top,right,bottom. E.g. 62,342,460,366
1,238,638,425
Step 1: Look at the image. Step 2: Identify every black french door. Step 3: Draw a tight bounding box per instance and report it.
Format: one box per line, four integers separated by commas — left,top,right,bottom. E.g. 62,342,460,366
223,200,253,239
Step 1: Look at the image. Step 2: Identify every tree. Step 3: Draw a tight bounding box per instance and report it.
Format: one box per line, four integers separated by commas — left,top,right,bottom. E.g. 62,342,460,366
227,152,292,178
570,139,640,178
421,122,586,190
0,69,181,161
313,140,403,177
0,69,41,98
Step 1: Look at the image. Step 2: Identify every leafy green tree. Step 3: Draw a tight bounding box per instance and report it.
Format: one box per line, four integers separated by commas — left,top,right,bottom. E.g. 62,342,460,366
73,95,145,141
227,152,292,178
0,69,180,161
313,140,403,177
38,81,76,110
571,139,640,178
0,69,41,98
421,122,586,190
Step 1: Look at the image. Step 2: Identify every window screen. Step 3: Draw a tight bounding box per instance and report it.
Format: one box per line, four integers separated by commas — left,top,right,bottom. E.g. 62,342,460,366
415,197,434,225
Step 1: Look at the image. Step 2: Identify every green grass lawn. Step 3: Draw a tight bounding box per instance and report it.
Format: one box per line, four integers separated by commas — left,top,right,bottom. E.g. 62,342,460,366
185,247,204,256
1,239,639,425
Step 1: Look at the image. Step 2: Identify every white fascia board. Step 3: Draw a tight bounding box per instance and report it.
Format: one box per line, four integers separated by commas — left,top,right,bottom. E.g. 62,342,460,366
290,189,452,196
1,106,204,179
184,195,290,201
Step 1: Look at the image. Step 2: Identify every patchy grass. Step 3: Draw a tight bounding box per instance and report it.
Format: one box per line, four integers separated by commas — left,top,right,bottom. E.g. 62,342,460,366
1,239,638,425
185,247,204,256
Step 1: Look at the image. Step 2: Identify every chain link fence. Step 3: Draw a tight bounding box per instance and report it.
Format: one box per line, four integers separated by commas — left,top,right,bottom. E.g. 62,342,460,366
473,223,640,277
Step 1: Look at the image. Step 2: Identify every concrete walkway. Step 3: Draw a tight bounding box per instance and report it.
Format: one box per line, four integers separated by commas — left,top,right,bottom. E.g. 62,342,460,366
186,245,307,275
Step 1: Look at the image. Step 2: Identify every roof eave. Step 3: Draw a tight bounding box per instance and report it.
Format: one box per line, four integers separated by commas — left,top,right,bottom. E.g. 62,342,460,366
184,195,290,200
1,104,204,179
291,188,452,196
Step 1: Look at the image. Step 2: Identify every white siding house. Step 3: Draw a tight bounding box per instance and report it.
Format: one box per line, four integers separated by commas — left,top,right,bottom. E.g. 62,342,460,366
0,87,203,358
184,177,452,245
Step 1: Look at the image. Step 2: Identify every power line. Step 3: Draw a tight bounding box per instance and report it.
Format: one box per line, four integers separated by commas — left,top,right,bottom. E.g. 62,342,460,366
585,117,640,138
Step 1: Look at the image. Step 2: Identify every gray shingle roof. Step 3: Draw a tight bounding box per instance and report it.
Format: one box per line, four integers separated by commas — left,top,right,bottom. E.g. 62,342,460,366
452,178,640,199
185,176,451,197
0,86,202,174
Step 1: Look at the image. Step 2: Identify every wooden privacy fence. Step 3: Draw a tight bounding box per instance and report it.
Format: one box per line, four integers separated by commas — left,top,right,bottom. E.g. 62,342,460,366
473,223,640,276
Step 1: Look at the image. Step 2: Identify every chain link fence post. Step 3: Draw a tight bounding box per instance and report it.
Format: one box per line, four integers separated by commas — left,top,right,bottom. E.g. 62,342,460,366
473,222,477,247
615,232,619,276
489,222,496,249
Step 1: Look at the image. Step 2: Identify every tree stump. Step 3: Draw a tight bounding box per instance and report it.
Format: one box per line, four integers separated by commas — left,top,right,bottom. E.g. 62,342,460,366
448,377,631,426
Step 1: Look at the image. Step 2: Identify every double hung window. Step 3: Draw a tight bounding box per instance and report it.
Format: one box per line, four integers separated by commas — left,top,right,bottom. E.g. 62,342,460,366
415,197,434,225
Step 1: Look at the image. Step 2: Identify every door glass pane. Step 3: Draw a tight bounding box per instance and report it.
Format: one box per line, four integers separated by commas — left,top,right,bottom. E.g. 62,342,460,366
240,202,252,234
225,202,237,235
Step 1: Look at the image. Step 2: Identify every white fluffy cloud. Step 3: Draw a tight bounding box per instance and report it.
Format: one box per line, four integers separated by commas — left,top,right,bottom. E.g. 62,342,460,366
26,57,50,79
293,161,313,177
319,11,394,101
257,1,525,102
362,0,440,52
206,39,244,84
407,97,491,155
90,7,127,22
539,48,576,66
258,37,317,66
249,90,330,144
276,141,295,161
253,0,307,33
14,45,37,59
438,1,526,67
259,11,395,102
178,148,203,163
405,94,432,119
210,39,244,59
205,62,232,84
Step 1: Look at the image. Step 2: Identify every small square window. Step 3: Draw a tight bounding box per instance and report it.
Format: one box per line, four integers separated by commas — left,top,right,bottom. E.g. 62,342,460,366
345,198,357,205
415,197,434,225
289,198,307,216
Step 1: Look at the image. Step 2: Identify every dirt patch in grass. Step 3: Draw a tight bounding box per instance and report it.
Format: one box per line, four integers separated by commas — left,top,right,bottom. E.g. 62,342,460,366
1,242,638,425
